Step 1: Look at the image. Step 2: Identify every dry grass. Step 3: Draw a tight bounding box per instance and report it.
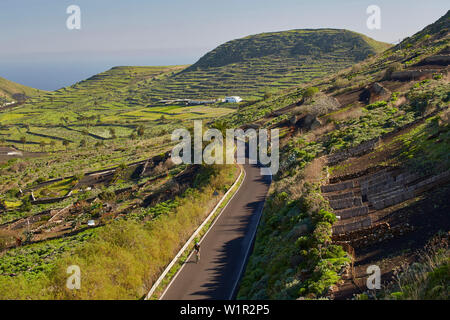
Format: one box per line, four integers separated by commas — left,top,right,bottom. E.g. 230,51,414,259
0,230,19,251
303,157,326,183
305,122,336,142
327,105,364,122
379,233,449,300
394,96,407,107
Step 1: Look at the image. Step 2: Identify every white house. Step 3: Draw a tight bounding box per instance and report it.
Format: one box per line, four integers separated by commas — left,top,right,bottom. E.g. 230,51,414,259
224,96,242,103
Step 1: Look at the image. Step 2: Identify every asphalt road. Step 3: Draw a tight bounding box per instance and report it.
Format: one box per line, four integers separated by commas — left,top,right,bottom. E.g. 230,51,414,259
161,161,271,300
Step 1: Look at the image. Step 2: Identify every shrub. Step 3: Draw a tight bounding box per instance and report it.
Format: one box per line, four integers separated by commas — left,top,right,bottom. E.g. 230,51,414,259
408,90,433,115
303,87,319,100
20,197,32,212
366,100,388,110
333,77,349,89
384,62,402,80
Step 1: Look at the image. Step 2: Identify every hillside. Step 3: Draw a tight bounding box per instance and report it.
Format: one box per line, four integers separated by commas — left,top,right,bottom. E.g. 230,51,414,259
0,62,239,300
0,11,447,300
0,76,44,104
0,63,234,209
0,65,233,153
0,29,389,154
237,10,449,300
138,29,390,101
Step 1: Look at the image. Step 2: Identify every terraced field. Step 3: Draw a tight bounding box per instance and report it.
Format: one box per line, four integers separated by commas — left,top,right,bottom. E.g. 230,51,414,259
238,11,449,300
0,10,448,300
0,30,389,153
138,29,390,101
0,66,236,152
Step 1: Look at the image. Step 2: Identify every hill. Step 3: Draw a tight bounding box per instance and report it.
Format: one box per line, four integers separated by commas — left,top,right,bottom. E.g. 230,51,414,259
0,65,235,153
0,29,390,153
0,76,45,104
138,29,390,101
237,10,449,300
0,13,447,300
395,9,449,50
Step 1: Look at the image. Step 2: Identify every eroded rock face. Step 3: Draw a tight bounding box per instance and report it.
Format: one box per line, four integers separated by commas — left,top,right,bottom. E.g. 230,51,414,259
290,114,300,125
292,93,339,130
420,55,450,66
310,117,323,130
390,69,437,81
371,82,389,96
360,82,391,103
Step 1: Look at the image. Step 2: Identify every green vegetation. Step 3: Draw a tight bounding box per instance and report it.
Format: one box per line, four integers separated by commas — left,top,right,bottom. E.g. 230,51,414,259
0,165,237,299
237,11,449,300
0,66,234,153
0,65,236,222
35,178,78,199
238,183,350,299
396,114,450,175
139,29,389,101
0,76,45,103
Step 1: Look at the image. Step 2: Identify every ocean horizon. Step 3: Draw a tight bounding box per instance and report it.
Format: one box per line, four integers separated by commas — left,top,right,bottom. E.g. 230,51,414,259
0,48,206,91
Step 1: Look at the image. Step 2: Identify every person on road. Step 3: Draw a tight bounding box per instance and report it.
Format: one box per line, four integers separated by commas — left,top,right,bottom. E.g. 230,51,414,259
194,242,201,263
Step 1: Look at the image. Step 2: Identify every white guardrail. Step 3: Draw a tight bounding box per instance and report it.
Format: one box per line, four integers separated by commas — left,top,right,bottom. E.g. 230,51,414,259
145,164,245,300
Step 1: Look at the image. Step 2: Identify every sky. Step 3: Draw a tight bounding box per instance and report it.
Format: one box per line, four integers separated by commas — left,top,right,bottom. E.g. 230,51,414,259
0,0,448,90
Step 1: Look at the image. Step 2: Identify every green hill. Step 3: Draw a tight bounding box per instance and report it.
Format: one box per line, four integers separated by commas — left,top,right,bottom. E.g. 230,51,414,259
189,29,389,69
0,29,389,151
236,11,449,300
0,10,448,300
394,9,449,50
139,29,390,101
0,65,234,152
0,76,45,104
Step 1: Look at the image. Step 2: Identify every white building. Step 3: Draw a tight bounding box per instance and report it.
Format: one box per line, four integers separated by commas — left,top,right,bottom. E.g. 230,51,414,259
224,96,242,103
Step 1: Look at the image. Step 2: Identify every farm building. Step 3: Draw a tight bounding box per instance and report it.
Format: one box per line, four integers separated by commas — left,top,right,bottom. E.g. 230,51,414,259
224,96,242,103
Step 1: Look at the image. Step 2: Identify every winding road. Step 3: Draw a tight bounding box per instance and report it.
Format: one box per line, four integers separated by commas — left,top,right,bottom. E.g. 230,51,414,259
161,160,271,300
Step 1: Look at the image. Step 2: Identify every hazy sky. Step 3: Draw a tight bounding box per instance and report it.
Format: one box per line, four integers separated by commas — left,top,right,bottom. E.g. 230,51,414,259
0,0,448,90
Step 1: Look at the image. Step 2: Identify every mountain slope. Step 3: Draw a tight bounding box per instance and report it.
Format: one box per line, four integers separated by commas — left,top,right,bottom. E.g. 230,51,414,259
0,65,230,152
0,76,44,103
395,9,449,50
237,11,449,300
139,29,390,101
189,29,390,70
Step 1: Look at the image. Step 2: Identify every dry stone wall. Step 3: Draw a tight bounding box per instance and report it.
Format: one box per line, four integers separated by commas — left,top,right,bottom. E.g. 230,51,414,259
327,138,380,166
322,166,450,236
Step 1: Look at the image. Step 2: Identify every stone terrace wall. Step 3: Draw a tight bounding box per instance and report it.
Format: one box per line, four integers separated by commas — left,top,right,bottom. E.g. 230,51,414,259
332,217,372,235
327,138,381,166
326,108,443,168
333,222,414,248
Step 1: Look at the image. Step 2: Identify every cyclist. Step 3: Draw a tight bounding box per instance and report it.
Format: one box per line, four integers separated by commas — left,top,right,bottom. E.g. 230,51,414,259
194,242,201,263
